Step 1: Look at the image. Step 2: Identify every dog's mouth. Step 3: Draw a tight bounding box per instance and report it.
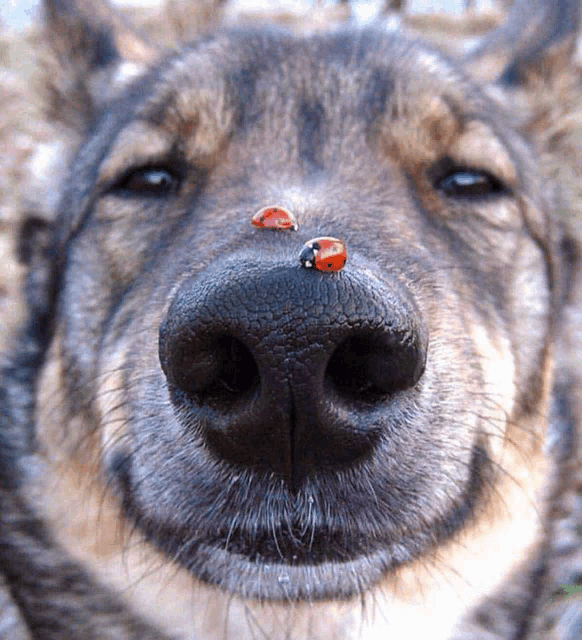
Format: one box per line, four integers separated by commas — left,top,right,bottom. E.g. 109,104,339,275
110,442,490,601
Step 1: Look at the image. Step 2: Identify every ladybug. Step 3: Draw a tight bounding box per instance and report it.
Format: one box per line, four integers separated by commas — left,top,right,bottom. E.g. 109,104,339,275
299,237,347,272
251,205,298,231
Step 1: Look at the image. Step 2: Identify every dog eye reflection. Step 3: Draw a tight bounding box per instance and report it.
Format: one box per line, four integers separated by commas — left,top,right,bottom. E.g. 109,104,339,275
439,170,506,199
112,167,181,197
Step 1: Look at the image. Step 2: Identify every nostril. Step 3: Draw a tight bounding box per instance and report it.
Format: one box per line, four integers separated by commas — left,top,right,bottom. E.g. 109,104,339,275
325,331,425,403
161,334,259,407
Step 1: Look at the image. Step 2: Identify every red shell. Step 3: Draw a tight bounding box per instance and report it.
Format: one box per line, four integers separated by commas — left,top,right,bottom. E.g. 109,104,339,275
300,236,347,272
251,206,298,231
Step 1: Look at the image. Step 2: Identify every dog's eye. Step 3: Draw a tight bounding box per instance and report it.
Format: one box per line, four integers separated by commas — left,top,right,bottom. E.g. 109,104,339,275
113,167,180,196
438,170,505,198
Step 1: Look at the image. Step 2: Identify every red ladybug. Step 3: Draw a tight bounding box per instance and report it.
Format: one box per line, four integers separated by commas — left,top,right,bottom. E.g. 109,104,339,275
251,206,298,231
299,237,347,272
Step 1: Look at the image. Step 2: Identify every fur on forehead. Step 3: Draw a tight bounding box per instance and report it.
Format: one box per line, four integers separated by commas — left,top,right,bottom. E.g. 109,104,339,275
120,29,555,234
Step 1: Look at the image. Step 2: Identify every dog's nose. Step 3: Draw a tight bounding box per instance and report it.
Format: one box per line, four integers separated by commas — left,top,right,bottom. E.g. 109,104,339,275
159,262,427,487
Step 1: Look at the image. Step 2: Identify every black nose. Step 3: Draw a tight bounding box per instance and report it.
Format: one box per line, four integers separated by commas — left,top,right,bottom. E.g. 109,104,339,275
159,261,427,488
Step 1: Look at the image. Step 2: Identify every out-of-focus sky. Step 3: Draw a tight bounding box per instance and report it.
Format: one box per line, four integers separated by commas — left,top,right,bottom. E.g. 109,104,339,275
1,0,496,32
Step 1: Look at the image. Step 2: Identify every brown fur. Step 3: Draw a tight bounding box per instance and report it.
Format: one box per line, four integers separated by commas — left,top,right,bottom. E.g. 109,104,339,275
0,1,581,639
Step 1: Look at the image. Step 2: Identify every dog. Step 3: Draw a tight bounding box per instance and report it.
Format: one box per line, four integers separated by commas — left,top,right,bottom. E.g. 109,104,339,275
0,1,580,638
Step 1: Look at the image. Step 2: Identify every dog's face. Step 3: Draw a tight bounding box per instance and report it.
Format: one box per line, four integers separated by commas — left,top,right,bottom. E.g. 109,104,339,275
30,3,567,637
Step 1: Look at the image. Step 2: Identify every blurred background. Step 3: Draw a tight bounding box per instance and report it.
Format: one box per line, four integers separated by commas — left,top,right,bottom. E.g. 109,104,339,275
1,0,498,31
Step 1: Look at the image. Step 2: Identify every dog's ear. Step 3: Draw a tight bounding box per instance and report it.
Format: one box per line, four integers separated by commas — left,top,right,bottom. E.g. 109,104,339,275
467,0,580,85
466,0,581,148
467,0,582,302
466,0,581,158
42,0,158,133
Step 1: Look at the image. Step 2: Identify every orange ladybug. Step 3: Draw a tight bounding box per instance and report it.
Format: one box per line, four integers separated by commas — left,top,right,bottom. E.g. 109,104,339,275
251,206,298,231
299,237,347,272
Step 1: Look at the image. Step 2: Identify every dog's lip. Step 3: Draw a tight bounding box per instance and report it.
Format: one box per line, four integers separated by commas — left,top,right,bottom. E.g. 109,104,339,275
111,441,490,600
191,542,396,600
130,514,417,600
173,521,388,566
